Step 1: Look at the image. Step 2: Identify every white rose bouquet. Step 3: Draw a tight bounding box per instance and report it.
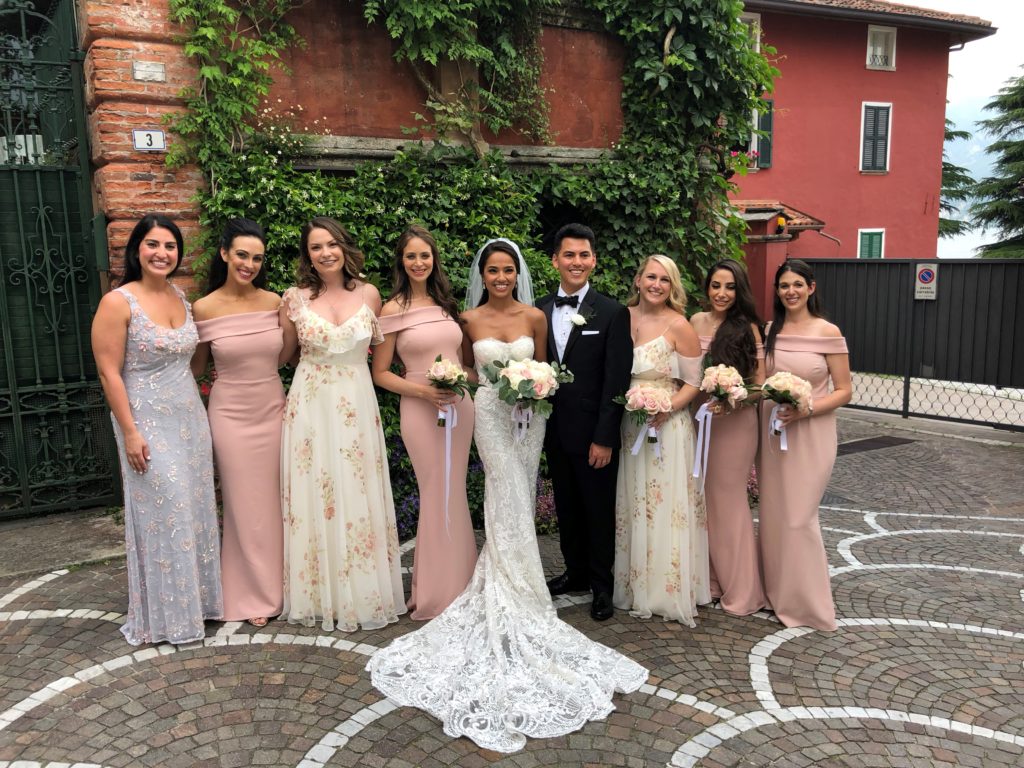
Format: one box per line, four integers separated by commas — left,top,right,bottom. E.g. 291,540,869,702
426,355,473,426
699,364,749,410
481,358,574,420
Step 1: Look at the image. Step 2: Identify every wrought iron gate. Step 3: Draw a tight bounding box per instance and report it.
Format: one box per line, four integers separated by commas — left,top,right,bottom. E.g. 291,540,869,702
0,0,119,518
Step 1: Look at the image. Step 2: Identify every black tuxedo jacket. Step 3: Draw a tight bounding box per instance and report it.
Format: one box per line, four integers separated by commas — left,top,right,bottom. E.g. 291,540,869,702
537,288,632,455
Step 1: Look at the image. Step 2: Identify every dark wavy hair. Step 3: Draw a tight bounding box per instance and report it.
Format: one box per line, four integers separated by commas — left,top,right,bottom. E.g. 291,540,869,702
765,259,825,363
389,225,461,322
551,222,596,254
703,259,761,380
119,214,184,286
297,217,365,298
476,241,520,306
206,218,267,294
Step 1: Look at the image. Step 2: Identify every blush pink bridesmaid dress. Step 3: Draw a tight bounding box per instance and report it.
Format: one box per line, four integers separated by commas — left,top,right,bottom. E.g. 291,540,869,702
379,305,477,620
698,336,766,617
197,310,285,622
757,334,848,631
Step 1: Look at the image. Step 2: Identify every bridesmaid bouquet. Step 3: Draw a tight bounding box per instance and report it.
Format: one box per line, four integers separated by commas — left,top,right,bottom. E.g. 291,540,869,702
699,364,749,410
615,385,674,452
761,371,813,449
482,359,573,442
426,355,473,426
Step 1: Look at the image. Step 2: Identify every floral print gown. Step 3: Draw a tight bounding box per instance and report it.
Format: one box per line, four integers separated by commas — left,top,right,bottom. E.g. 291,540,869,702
280,288,404,631
111,286,222,646
613,334,711,627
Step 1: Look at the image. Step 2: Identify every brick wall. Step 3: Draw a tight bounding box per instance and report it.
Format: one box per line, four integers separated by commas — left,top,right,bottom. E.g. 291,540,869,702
79,0,202,287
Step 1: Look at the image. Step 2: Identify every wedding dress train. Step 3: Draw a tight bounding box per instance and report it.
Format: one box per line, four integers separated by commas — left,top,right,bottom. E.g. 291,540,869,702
367,336,647,752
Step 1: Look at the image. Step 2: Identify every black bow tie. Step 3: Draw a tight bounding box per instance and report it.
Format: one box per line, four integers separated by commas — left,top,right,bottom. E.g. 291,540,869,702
555,294,579,308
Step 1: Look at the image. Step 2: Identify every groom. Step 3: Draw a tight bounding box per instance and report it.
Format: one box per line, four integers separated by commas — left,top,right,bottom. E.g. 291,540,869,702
538,223,631,621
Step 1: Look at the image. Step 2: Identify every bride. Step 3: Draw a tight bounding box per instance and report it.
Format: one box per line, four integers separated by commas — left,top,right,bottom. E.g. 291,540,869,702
367,238,648,753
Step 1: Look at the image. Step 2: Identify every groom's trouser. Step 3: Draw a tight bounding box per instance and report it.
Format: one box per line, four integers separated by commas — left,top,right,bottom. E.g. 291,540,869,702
547,442,619,596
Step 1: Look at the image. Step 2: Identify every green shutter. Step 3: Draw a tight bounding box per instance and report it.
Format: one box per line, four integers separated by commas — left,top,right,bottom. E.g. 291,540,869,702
757,100,773,169
859,231,884,259
862,105,890,171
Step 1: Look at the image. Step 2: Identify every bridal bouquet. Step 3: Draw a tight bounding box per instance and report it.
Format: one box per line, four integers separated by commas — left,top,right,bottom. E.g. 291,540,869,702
426,355,473,427
761,371,813,450
699,364,749,410
615,385,673,453
481,358,574,420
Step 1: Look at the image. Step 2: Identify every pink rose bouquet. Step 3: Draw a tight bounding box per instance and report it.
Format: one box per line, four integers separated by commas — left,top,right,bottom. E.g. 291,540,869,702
426,355,473,426
761,371,813,447
615,384,673,446
699,364,749,410
481,358,574,420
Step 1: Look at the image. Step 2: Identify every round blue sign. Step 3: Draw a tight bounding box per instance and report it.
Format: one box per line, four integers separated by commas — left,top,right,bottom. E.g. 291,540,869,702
918,268,935,284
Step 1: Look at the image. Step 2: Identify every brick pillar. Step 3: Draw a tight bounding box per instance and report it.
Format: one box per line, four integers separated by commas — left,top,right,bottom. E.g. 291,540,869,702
79,1,203,288
741,219,791,320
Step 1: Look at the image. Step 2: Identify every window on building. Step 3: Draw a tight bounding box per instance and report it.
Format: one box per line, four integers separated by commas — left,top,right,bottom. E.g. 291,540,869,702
753,100,773,169
858,229,885,259
866,25,897,70
738,15,772,170
861,103,891,172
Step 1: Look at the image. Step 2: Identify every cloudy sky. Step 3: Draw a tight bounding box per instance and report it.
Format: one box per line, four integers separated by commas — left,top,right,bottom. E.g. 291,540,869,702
916,0,1024,257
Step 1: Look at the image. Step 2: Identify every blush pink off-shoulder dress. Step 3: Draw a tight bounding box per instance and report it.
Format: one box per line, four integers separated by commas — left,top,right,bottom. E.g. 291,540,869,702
757,334,848,631
196,310,285,622
379,306,477,620
697,336,767,617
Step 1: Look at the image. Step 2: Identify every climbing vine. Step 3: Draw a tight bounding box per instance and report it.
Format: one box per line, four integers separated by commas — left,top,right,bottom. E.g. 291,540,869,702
363,0,554,156
165,0,777,532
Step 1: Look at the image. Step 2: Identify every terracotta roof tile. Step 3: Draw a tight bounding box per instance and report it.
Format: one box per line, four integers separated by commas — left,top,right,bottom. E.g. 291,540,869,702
749,0,991,30
731,200,826,230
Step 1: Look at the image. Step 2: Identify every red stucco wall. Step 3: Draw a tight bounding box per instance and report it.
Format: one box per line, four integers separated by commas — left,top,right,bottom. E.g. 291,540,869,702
732,12,950,260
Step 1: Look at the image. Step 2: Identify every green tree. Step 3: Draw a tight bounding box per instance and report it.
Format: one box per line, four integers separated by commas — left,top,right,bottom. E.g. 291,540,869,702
970,69,1024,258
939,119,974,239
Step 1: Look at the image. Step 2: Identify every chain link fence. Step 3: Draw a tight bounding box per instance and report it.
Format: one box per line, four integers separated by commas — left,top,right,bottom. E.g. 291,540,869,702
850,372,1024,431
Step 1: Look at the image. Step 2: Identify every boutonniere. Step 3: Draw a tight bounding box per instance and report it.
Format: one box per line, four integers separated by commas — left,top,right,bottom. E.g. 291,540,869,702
569,307,594,327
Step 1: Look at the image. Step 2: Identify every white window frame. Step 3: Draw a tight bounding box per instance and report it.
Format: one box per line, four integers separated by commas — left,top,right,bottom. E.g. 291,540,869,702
866,25,897,71
857,228,886,259
740,13,763,162
859,101,892,172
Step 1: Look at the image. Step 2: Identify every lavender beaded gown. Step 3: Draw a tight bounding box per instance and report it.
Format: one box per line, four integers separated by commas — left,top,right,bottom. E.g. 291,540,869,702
111,287,223,646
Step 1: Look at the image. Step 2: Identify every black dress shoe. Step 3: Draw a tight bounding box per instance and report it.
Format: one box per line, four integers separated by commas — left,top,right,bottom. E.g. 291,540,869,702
590,591,614,621
547,572,589,596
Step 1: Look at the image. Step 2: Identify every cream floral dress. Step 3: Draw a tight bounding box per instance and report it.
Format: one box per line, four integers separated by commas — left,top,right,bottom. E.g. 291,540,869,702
613,334,711,626
280,287,404,631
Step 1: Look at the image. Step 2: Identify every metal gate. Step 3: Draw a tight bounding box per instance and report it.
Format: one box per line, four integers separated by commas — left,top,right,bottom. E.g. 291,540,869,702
805,258,1023,431
0,0,119,518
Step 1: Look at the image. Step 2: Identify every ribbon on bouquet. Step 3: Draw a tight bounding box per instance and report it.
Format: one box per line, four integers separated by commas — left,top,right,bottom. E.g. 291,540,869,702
630,422,662,458
439,403,457,534
769,403,789,452
511,402,532,443
691,401,714,491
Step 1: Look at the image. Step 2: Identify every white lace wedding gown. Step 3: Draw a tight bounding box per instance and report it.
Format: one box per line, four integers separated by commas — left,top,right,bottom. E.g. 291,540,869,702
367,336,648,753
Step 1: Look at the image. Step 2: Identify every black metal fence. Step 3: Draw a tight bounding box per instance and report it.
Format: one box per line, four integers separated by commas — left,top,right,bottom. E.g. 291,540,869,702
804,258,1023,432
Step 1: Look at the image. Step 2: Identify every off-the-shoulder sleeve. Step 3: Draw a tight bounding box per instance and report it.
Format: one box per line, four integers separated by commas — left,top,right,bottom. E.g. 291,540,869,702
773,335,848,355
370,314,385,346
378,313,405,336
282,287,304,323
675,354,703,387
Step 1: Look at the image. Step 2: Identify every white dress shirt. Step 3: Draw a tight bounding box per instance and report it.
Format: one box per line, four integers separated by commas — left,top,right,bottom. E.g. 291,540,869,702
552,283,590,361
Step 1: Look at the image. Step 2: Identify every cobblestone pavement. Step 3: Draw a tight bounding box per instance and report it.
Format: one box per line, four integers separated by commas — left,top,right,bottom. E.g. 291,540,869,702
0,413,1021,767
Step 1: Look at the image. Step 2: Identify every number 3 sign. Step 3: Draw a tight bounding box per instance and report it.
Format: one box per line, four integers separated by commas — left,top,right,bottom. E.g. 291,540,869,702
132,129,166,152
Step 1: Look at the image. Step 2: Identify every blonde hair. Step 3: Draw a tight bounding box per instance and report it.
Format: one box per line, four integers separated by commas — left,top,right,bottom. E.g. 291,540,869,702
626,254,687,313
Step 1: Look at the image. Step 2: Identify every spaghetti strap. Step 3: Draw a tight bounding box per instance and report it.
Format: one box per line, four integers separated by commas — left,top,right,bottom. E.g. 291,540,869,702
661,315,684,338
